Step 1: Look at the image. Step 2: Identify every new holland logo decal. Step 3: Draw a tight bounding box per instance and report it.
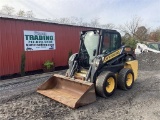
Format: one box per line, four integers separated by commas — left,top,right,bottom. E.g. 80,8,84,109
103,49,121,63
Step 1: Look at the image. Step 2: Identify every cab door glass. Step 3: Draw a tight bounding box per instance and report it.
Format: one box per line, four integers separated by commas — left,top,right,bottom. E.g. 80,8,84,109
102,33,110,53
102,33,120,53
84,31,99,63
110,34,120,51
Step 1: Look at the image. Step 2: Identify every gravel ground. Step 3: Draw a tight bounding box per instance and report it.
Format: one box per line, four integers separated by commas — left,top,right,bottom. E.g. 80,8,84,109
136,52,160,70
0,53,160,120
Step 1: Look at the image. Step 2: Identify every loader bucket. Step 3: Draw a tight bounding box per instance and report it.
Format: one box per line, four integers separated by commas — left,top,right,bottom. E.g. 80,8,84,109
37,74,96,108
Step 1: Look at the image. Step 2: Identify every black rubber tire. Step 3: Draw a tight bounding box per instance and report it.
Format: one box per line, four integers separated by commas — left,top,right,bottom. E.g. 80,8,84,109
96,71,116,98
117,68,134,90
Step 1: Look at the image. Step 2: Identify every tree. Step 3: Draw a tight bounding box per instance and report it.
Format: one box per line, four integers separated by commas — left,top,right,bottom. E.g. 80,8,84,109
26,10,34,18
81,22,90,27
90,17,100,27
122,37,138,49
0,5,15,15
149,28,160,42
52,18,59,23
101,23,115,29
119,16,143,48
77,17,84,26
135,26,148,41
17,10,25,17
70,16,79,25
119,16,141,38
123,33,131,39
58,17,70,24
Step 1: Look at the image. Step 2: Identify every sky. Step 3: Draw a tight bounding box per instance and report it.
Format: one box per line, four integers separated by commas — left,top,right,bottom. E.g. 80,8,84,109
0,0,160,29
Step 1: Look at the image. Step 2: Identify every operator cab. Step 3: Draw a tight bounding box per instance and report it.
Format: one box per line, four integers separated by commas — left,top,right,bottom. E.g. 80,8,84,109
78,29,122,68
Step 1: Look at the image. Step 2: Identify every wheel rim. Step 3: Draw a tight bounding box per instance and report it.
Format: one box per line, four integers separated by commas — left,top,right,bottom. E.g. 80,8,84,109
126,73,133,87
106,77,115,93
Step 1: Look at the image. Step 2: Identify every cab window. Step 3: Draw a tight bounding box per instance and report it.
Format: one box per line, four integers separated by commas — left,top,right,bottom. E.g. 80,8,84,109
102,33,110,53
102,33,121,53
110,33,121,51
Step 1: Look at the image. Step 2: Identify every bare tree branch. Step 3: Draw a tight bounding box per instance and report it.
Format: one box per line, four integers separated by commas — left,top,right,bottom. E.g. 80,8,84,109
90,17,100,27
0,5,15,15
26,10,35,18
17,10,25,17
101,23,115,29
119,16,142,37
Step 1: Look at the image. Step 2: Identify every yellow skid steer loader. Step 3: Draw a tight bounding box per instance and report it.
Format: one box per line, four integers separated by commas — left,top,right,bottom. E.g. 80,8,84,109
37,29,138,108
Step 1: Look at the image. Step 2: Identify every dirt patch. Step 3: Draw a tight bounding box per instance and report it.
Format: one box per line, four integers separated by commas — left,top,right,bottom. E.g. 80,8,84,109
0,53,160,119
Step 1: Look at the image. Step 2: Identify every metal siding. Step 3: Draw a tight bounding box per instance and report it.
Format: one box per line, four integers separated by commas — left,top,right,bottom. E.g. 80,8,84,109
0,18,92,76
0,19,2,75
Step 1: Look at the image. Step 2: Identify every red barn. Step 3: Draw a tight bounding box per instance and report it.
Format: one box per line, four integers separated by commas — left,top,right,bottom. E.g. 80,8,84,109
0,15,94,76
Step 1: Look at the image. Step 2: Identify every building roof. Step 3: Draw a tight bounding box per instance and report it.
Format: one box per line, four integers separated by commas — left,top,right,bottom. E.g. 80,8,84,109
0,13,96,28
